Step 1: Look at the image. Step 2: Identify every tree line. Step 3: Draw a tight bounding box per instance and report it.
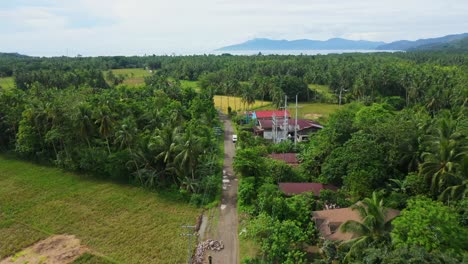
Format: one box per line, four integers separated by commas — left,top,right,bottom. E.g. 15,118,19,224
0,72,222,206
1,52,467,112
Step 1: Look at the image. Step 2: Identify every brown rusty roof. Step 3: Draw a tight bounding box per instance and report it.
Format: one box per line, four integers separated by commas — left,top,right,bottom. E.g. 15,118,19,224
258,119,322,130
269,153,299,164
278,182,338,196
312,206,400,241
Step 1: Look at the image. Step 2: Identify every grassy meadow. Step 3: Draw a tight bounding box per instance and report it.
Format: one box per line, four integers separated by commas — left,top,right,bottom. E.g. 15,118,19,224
308,84,335,99
0,77,14,90
0,156,200,263
109,68,151,86
180,80,200,91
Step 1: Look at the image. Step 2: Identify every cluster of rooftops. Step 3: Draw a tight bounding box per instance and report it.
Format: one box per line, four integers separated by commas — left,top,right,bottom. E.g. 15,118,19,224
246,110,399,242
269,152,400,242
247,110,323,142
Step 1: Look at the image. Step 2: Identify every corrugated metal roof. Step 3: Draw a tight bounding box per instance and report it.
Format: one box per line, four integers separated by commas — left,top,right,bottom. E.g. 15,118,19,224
269,153,299,164
254,110,290,119
258,119,321,130
278,182,338,196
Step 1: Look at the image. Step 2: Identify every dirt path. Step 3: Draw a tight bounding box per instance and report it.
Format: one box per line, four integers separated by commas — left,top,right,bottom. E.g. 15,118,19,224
206,114,239,264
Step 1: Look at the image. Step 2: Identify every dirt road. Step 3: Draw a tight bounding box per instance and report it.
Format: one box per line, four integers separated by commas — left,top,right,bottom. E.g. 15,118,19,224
207,114,239,264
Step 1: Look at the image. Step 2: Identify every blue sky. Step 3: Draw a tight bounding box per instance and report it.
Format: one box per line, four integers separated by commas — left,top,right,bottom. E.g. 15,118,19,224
1,0,467,56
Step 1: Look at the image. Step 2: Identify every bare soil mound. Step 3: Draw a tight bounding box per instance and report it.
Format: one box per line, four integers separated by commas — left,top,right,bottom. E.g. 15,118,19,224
0,234,88,264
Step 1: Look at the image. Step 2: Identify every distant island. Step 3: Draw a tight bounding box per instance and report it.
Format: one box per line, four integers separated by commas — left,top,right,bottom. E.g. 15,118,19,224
217,38,385,51
217,33,468,52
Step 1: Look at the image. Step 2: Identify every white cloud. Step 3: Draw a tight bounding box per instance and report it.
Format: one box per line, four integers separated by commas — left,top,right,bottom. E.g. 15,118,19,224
0,0,467,56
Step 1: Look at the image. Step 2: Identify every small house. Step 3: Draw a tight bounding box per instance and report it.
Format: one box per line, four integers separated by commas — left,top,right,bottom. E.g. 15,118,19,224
312,207,400,241
278,182,338,196
251,110,290,120
255,119,322,141
269,153,300,166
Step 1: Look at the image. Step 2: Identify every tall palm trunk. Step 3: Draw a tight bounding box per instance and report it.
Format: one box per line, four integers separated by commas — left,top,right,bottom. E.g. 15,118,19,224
105,136,111,154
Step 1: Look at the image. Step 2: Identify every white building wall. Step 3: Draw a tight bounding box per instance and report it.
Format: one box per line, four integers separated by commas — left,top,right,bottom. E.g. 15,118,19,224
264,131,273,140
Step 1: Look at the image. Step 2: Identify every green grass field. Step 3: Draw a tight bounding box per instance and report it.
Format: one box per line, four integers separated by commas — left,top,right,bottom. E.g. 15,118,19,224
0,77,14,90
0,156,200,263
109,68,151,86
180,80,200,91
308,84,336,103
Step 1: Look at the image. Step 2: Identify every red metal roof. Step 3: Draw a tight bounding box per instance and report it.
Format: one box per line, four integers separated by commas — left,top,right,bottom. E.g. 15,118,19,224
279,182,338,196
255,110,290,119
269,153,299,164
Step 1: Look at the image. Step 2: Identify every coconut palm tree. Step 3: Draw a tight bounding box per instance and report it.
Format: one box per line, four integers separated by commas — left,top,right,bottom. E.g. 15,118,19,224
271,86,285,109
175,125,203,182
75,103,94,148
148,124,182,185
114,118,137,151
439,156,468,202
94,106,114,154
420,116,467,196
340,192,392,262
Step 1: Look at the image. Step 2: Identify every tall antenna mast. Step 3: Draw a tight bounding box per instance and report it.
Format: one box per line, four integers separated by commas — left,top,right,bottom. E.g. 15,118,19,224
283,95,288,141
272,113,277,143
294,94,298,146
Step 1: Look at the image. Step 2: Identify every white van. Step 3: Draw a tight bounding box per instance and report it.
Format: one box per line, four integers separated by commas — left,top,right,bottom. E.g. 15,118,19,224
232,134,237,143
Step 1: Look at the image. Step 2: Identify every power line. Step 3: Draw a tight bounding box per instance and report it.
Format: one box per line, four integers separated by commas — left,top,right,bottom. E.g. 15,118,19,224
181,225,198,264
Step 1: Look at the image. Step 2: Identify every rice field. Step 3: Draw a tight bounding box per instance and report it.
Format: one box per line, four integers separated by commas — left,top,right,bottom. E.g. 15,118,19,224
213,95,271,114
0,156,200,263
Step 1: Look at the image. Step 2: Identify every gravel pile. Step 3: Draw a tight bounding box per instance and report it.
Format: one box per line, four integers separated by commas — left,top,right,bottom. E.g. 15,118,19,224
193,239,224,264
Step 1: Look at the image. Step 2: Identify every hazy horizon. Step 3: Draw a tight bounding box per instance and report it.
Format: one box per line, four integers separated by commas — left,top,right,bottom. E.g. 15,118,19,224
1,0,467,56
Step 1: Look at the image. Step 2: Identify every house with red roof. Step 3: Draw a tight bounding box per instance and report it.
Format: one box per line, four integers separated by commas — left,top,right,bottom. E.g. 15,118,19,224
269,153,300,166
278,182,338,196
255,118,322,141
252,110,290,120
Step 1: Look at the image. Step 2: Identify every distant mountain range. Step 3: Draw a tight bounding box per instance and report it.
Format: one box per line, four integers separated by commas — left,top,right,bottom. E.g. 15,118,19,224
218,38,385,51
217,33,468,51
376,33,468,50
409,36,468,52
0,52,30,58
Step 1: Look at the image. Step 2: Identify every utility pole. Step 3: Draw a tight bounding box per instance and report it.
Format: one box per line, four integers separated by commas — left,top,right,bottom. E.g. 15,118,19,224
282,95,288,142
339,87,343,105
272,113,277,143
294,94,298,146
181,225,197,264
